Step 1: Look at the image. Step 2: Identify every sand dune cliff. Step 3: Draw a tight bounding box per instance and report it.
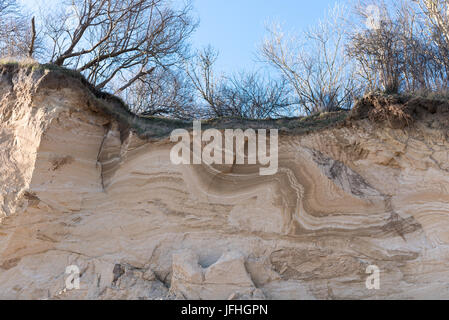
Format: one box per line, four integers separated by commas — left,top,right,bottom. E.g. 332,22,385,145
1,66,449,299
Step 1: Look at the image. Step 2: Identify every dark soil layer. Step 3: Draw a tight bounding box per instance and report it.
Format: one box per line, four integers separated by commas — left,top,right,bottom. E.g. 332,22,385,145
350,92,449,129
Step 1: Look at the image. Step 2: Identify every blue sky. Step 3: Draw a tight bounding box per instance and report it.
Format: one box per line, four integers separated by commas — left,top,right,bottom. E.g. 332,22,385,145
21,0,343,74
186,0,342,74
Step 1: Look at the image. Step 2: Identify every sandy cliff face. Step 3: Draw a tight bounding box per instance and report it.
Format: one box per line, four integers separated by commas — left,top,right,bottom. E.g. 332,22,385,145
1,66,449,299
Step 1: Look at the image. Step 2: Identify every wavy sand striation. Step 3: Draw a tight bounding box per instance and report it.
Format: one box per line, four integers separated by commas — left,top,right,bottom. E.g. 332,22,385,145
0,67,448,299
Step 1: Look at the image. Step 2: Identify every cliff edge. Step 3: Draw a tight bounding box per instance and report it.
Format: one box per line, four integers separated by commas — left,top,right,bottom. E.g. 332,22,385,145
1,65,449,299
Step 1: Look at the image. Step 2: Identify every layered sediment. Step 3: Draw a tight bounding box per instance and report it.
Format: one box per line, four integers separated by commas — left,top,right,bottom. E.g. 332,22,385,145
1,65,449,299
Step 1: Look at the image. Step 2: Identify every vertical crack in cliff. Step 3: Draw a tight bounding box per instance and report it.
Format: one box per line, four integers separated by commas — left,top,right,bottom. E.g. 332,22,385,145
96,123,112,192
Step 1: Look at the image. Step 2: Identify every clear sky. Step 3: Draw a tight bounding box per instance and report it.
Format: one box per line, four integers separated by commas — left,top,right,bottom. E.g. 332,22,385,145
187,0,343,75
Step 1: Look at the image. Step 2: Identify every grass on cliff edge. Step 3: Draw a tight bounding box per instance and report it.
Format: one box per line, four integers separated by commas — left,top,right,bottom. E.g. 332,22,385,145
0,60,351,139
7,60,446,139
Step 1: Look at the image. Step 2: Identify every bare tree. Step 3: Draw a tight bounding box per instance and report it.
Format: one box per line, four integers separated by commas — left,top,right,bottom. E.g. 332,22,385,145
0,0,15,15
222,72,295,119
42,0,196,92
186,46,294,119
185,46,227,117
348,0,449,93
348,2,404,93
0,0,38,58
28,17,36,58
126,67,196,119
419,0,449,45
261,5,357,115
396,1,430,91
417,0,449,88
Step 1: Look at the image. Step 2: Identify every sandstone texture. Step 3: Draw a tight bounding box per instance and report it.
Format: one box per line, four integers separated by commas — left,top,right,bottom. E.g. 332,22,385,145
1,66,449,299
